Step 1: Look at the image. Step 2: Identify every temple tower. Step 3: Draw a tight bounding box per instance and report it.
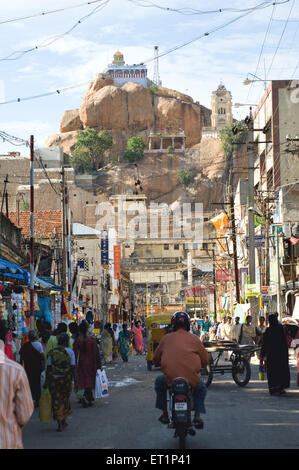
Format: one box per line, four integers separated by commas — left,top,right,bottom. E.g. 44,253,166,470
211,82,233,130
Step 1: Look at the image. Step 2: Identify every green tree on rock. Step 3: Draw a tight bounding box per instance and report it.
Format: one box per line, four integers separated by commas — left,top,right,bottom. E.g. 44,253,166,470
219,121,247,157
177,169,194,187
71,127,113,174
123,136,146,163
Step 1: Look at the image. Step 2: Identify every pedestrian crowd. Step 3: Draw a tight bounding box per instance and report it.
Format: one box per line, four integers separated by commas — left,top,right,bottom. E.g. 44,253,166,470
190,312,298,396
0,314,147,448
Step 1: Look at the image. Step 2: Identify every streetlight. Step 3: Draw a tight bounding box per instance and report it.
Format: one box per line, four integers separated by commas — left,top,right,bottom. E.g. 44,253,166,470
243,73,271,90
234,103,258,108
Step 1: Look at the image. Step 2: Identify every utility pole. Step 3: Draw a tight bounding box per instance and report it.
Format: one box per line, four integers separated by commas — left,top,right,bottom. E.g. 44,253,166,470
275,227,282,319
246,108,259,329
0,174,9,258
29,135,35,329
212,248,217,321
61,166,67,291
247,108,256,285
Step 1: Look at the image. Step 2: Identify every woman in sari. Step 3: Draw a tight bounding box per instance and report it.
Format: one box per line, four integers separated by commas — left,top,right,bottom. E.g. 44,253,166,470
132,321,144,355
101,324,113,364
45,333,75,432
74,322,101,407
118,324,130,362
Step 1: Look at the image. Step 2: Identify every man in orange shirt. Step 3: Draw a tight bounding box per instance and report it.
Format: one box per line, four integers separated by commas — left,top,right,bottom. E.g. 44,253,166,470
153,311,209,429
0,320,34,449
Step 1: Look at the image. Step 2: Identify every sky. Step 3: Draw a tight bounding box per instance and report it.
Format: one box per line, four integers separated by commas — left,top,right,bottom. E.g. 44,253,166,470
0,0,298,156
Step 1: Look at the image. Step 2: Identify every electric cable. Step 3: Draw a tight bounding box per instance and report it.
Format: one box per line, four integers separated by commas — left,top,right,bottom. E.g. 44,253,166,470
0,0,109,25
0,0,110,62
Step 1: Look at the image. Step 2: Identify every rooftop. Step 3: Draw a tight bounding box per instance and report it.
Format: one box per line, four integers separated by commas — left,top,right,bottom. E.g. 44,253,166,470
8,210,62,240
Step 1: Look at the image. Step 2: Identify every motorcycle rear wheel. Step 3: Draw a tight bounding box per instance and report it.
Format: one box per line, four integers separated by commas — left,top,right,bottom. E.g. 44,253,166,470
176,423,187,449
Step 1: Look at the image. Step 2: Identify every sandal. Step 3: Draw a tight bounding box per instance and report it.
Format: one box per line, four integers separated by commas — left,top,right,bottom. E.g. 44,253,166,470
158,414,169,425
193,418,204,429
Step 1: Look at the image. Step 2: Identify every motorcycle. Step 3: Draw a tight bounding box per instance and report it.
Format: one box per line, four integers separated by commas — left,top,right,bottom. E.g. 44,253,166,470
167,377,198,449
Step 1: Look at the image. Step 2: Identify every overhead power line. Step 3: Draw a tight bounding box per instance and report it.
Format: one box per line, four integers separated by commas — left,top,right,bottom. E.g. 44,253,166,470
0,0,110,62
0,0,109,25
0,0,290,105
128,0,290,15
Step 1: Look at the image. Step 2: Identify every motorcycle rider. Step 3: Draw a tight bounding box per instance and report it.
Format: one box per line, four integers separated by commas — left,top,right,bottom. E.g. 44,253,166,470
153,311,209,429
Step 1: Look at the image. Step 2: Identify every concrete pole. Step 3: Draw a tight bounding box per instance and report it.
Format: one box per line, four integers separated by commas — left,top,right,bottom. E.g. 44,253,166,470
276,228,281,319
248,109,255,284
29,136,35,329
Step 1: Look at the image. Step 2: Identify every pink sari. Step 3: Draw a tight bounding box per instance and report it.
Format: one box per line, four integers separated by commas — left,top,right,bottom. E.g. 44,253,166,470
132,326,144,353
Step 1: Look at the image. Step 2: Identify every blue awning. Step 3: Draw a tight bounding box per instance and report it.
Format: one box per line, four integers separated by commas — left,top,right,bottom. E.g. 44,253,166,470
0,258,62,291
0,258,29,284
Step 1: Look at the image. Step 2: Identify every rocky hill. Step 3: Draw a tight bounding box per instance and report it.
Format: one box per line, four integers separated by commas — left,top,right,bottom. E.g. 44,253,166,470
44,75,240,212
45,74,205,156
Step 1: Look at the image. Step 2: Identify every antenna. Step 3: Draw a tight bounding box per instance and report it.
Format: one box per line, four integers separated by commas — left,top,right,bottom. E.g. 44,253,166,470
153,46,162,86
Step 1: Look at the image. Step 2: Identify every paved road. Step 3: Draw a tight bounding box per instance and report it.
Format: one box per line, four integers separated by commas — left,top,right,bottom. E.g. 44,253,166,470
23,353,299,450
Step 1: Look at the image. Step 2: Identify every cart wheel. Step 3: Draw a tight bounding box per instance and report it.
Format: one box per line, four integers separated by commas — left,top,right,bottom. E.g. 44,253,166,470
201,364,213,388
232,357,251,386
147,360,153,371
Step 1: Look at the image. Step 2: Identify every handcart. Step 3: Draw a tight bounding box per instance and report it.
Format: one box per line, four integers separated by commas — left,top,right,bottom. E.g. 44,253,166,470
200,340,261,387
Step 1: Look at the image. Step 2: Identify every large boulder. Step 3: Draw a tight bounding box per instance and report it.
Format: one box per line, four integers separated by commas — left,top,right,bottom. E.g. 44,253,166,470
60,109,82,133
45,75,203,154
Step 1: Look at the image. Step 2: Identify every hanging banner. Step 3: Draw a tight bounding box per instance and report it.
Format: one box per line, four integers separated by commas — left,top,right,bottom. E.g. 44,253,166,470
216,269,235,282
114,245,121,279
187,252,192,286
101,230,109,267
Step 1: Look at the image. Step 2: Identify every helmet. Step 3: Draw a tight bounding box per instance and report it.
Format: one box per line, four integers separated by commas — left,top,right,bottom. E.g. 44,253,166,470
171,311,191,331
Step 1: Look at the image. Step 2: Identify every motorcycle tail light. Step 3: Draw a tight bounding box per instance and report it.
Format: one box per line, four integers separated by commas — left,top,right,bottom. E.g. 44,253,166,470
174,395,187,402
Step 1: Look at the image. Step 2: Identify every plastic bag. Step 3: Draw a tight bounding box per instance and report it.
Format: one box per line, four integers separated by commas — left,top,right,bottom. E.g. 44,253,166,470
38,388,52,423
95,369,109,398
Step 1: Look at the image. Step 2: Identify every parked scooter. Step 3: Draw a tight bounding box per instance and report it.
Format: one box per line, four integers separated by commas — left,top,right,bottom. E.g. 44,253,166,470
168,377,200,449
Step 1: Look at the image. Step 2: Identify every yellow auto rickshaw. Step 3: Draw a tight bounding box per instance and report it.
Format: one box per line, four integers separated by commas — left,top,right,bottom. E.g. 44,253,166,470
145,313,173,371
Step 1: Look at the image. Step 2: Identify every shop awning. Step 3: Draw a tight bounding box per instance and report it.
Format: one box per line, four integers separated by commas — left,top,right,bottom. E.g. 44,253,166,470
34,276,63,292
0,258,29,283
0,258,62,291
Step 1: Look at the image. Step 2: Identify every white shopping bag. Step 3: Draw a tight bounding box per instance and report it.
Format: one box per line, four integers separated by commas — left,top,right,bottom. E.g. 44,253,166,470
95,368,109,398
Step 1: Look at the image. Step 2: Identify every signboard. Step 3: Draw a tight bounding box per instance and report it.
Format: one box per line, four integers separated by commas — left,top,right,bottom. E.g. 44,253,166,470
83,279,98,287
187,252,192,286
245,283,259,297
101,230,109,267
246,236,265,248
216,269,235,282
186,297,206,305
114,245,121,279
185,287,207,297
254,215,266,226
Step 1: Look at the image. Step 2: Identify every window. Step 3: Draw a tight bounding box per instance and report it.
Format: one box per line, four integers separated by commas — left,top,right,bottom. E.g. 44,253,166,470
174,244,180,250
218,107,226,115
164,244,169,250
203,243,208,250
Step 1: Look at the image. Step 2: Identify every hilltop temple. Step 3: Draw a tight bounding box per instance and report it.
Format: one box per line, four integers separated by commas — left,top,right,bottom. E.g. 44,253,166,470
104,51,148,87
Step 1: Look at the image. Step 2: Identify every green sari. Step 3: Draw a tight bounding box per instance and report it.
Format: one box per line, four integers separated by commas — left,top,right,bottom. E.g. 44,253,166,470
47,346,72,421
119,330,130,362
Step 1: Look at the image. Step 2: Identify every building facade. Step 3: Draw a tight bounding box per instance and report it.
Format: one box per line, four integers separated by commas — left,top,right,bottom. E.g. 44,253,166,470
104,51,148,88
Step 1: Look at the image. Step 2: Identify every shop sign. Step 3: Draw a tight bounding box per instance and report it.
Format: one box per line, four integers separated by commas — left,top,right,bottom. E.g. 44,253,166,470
101,230,109,267
216,269,235,282
114,245,121,279
246,236,265,248
83,279,98,287
245,283,259,297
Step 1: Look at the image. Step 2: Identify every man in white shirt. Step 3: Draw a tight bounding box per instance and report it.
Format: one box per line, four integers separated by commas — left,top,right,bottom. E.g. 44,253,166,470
233,317,242,343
